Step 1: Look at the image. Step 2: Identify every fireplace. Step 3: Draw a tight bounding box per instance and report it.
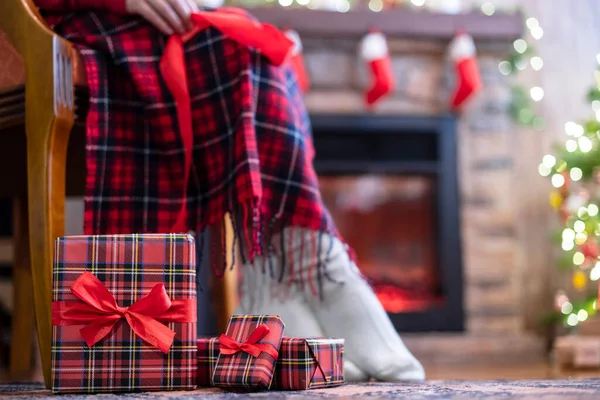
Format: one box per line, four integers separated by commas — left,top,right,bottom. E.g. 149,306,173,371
311,114,463,332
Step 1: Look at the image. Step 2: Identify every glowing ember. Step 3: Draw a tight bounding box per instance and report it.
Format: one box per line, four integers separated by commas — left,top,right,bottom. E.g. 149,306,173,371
371,283,443,313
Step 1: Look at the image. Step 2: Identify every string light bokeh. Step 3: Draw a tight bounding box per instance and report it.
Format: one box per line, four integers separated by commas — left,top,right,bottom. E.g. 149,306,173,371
537,51,600,328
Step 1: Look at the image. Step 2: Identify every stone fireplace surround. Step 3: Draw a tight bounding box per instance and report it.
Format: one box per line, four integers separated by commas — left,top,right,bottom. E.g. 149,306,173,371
253,7,546,365
311,113,463,333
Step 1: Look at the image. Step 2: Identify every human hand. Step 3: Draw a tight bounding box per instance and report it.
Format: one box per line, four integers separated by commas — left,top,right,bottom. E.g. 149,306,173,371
126,0,200,35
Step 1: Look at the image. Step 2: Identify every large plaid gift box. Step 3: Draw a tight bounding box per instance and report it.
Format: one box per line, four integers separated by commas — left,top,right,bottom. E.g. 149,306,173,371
197,337,344,390
51,234,197,394
212,315,285,390
273,338,344,390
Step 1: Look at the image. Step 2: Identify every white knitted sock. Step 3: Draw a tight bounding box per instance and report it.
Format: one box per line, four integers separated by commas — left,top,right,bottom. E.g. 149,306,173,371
235,257,369,382
237,228,425,382
303,234,426,382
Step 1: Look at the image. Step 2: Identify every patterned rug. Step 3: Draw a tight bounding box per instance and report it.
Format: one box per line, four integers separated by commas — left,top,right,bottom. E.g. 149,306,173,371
2,380,600,399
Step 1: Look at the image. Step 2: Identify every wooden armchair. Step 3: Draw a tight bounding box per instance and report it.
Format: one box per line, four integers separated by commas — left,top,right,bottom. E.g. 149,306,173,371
0,0,238,388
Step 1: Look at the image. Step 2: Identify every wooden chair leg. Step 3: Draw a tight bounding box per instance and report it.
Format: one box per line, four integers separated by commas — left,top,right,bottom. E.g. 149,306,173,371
18,28,75,387
26,118,71,388
213,213,239,333
25,33,74,385
10,196,34,380
213,271,238,334
26,114,71,388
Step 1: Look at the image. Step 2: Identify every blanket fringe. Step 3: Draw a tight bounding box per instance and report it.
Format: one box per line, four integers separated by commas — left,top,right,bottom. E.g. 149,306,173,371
202,201,355,299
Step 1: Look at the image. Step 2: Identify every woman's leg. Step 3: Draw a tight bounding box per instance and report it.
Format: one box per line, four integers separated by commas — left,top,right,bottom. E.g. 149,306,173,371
302,229,425,382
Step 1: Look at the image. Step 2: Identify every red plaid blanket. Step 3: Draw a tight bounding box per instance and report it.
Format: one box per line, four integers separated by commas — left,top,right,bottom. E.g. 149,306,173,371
41,9,342,275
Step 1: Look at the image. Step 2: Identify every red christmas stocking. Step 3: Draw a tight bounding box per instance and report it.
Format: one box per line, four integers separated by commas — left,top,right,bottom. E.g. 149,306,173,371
449,32,482,110
285,29,310,93
360,31,395,106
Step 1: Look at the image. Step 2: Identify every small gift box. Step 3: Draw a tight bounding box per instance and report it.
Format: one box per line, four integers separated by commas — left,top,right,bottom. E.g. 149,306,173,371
51,234,197,393
212,315,285,390
273,338,345,390
197,337,219,386
197,337,345,390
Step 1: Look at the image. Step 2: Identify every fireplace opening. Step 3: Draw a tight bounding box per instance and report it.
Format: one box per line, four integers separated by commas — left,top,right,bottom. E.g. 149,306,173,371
311,114,464,332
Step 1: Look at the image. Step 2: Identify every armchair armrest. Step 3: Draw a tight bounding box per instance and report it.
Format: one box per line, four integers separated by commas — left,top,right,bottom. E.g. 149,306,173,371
0,0,51,53
0,0,75,120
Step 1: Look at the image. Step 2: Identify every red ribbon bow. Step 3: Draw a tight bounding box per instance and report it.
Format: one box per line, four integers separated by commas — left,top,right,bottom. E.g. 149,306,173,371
52,271,196,354
218,323,279,359
159,9,294,233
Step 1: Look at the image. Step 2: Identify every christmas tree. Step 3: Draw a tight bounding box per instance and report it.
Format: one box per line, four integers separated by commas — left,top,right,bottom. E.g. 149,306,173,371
539,72,600,328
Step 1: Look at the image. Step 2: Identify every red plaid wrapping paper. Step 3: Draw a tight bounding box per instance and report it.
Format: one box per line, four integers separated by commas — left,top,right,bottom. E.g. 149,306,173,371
51,234,197,393
197,337,219,386
273,338,344,390
197,337,344,390
212,315,284,390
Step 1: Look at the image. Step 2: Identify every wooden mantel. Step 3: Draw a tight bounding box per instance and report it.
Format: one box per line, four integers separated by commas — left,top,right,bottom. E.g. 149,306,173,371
248,7,523,41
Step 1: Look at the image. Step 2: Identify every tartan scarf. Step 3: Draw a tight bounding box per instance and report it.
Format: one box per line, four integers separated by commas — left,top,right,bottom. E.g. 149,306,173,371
42,9,346,277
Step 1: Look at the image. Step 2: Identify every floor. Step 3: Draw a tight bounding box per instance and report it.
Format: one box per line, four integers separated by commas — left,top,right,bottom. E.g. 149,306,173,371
4,379,600,399
424,363,600,381
4,363,600,399
3,362,600,383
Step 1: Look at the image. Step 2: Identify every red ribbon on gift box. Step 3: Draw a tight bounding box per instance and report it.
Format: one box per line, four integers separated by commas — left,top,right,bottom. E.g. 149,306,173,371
159,9,294,233
52,271,196,353
218,323,279,359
